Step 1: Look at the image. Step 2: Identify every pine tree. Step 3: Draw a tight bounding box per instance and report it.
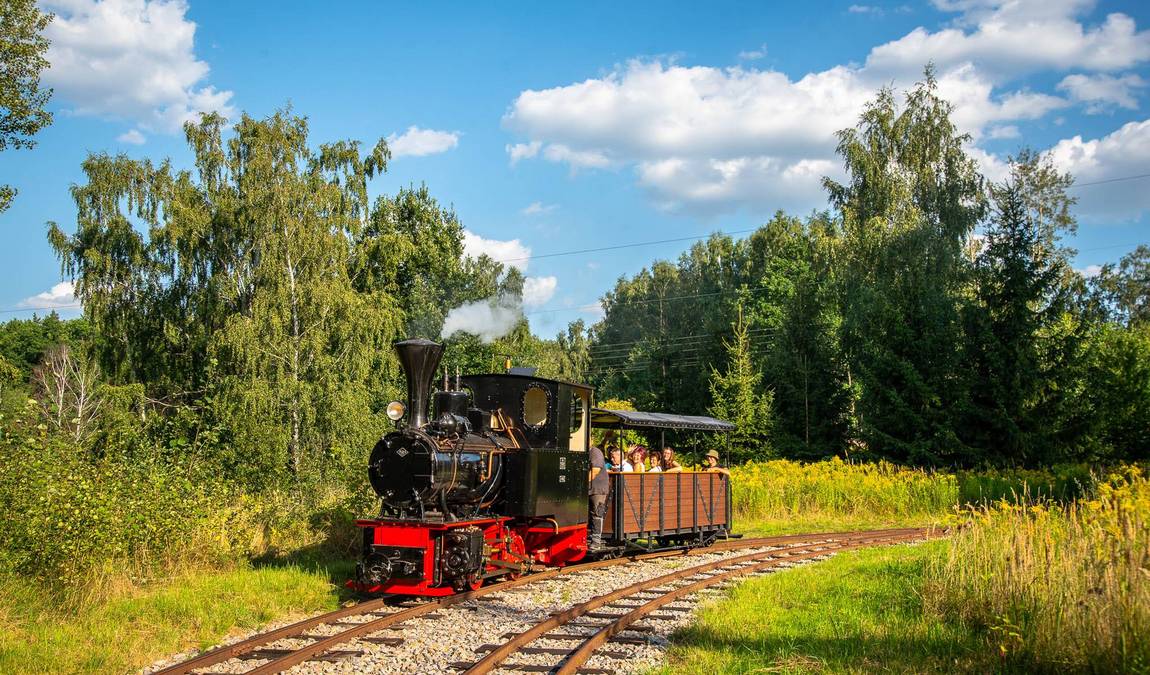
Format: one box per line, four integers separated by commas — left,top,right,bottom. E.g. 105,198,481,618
708,307,774,461
963,151,1085,464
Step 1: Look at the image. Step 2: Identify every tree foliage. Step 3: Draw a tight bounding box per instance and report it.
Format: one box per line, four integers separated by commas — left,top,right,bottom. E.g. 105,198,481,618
1092,245,1150,327
0,0,53,212
44,109,538,483
708,307,774,460
961,152,1086,464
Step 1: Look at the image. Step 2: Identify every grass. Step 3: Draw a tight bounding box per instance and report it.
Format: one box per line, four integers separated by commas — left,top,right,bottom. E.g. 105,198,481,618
0,560,352,674
659,540,991,674
928,466,1150,673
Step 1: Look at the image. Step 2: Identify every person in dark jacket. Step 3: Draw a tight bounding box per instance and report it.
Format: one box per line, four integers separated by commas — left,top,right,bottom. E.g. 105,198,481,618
588,445,609,548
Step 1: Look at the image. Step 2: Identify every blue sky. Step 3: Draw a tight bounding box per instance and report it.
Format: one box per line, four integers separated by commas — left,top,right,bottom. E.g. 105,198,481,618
3,0,1149,337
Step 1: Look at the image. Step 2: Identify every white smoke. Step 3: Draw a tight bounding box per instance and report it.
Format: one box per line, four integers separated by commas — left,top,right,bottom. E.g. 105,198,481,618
441,295,524,343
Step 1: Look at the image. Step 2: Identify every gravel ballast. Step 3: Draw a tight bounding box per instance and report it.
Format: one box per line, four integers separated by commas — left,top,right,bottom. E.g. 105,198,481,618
144,540,857,675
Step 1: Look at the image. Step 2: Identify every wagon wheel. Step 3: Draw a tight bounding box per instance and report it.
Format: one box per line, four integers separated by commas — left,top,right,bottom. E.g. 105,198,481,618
506,533,527,580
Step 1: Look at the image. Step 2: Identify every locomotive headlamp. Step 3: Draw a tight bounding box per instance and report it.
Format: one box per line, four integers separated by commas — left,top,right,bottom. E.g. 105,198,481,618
386,401,406,421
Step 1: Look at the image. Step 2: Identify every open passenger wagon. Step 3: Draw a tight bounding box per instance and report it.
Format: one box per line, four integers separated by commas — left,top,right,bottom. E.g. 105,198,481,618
590,409,736,551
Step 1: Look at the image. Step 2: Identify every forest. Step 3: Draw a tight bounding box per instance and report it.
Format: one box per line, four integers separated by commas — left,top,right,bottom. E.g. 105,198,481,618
3,71,1150,588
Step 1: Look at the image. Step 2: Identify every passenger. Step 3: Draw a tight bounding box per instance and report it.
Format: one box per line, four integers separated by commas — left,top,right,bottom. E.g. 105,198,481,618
587,444,609,548
660,446,683,473
626,445,645,472
604,445,619,471
703,449,730,476
647,453,663,472
607,446,632,472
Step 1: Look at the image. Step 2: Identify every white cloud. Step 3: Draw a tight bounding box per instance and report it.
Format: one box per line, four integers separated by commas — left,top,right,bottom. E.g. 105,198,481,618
19,282,80,310
43,0,235,134
738,44,767,60
1046,118,1150,220
504,0,1150,215
542,144,613,170
117,129,146,144
385,126,460,157
866,2,1150,80
1057,73,1147,112
522,276,558,306
504,57,1075,212
461,230,531,270
964,145,1012,184
507,141,541,164
986,124,1019,139
1076,263,1104,278
849,5,882,14
521,201,557,216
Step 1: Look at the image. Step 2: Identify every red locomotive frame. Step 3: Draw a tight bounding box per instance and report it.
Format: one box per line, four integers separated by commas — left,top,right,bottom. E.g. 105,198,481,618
349,517,588,596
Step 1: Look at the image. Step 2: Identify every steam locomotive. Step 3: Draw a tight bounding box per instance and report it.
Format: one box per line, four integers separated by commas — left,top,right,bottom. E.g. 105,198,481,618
352,338,592,596
351,338,733,597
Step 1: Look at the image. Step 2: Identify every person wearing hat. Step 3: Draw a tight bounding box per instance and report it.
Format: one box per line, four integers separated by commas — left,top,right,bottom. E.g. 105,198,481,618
703,449,729,476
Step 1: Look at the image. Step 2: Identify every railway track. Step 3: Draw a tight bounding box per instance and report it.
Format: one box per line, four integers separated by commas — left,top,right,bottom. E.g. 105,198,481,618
456,528,929,674
151,527,934,675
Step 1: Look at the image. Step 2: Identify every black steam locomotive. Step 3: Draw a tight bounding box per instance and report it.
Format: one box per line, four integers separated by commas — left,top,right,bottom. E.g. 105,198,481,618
351,338,734,597
352,338,592,596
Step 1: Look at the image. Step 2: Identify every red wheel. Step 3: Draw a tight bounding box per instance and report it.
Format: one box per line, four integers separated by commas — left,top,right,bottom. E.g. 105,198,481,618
466,575,483,591
506,534,527,580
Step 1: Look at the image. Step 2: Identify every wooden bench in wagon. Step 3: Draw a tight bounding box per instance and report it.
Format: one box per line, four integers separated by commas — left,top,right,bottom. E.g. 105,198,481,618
589,408,738,551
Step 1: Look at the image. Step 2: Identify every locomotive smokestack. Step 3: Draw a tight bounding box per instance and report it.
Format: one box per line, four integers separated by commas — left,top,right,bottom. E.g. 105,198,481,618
394,338,444,429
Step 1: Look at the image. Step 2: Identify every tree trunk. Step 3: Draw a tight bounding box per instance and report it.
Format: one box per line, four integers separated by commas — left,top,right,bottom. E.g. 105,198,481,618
285,224,302,479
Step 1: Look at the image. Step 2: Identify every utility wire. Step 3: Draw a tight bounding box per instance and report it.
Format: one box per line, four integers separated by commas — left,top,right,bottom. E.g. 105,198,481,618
1071,173,1150,188
497,228,759,264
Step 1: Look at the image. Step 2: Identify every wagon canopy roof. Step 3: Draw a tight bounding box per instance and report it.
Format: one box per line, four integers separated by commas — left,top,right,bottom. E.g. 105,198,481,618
589,408,735,433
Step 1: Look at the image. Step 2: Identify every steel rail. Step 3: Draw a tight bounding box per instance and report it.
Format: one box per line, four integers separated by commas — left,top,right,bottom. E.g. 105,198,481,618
462,528,930,674
153,527,933,674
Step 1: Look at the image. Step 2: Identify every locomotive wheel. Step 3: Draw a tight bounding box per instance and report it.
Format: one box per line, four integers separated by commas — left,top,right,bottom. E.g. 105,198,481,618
466,575,483,591
506,533,527,580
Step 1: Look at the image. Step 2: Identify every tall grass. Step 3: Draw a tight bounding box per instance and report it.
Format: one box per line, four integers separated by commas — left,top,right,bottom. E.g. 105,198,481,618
929,467,1150,672
730,457,958,523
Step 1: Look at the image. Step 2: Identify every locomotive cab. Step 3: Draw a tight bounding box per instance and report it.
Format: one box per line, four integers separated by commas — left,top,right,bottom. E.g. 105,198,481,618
460,373,591,527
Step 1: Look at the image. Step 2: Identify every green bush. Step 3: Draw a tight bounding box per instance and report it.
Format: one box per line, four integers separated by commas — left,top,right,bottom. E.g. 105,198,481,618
957,464,1098,505
0,401,373,594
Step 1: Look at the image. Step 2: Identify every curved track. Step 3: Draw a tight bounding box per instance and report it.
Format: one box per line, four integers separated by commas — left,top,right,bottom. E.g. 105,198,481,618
458,529,931,674
152,527,934,675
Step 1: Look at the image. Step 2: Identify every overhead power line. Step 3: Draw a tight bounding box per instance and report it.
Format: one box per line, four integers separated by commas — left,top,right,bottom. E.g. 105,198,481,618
0,303,82,315
1071,173,1150,189
497,228,759,264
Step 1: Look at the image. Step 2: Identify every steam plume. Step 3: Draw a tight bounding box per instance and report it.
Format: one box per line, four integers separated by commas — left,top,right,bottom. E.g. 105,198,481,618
441,294,523,343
